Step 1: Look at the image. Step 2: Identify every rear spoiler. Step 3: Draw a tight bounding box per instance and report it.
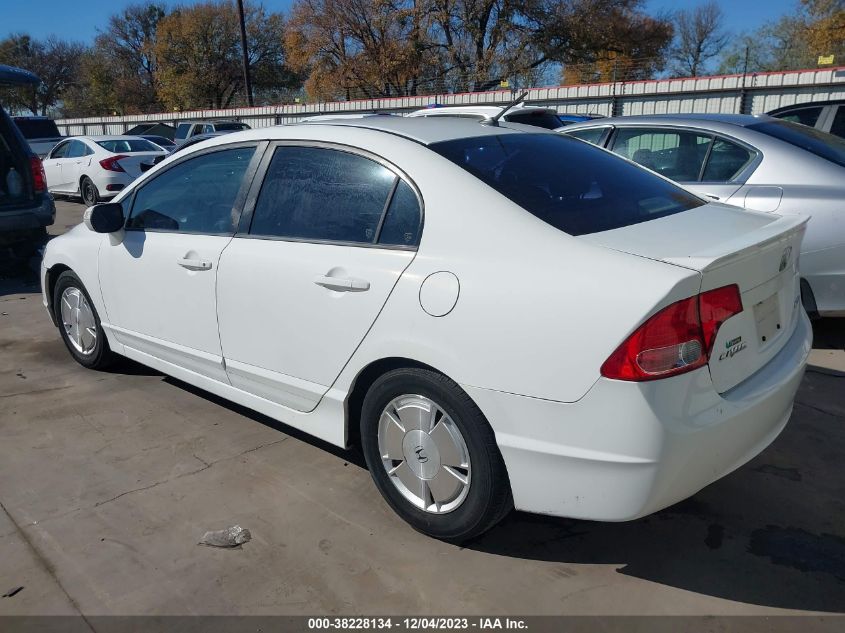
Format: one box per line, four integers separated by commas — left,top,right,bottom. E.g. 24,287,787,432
663,214,809,273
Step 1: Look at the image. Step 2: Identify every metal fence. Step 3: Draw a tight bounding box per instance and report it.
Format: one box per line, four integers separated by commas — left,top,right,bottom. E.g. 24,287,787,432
55,66,845,136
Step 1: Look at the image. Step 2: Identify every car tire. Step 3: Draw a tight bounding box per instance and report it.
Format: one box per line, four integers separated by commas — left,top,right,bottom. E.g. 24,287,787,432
360,367,512,542
53,271,115,370
80,176,99,207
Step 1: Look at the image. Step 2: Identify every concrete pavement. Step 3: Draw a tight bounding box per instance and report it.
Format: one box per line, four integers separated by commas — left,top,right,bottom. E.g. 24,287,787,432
0,200,843,617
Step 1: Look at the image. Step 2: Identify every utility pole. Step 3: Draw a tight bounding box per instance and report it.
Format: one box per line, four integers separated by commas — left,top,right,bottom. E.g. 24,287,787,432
739,46,750,114
236,0,254,107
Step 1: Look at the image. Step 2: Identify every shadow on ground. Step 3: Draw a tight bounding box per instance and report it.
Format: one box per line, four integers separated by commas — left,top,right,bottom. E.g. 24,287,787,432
812,318,845,351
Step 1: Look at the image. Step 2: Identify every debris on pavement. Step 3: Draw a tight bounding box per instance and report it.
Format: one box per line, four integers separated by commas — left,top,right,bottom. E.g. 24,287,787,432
2,586,24,598
198,525,251,548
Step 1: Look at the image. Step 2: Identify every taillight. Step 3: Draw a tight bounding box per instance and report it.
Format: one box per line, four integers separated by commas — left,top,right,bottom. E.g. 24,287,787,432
601,284,742,381
99,155,127,172
30,156,47,193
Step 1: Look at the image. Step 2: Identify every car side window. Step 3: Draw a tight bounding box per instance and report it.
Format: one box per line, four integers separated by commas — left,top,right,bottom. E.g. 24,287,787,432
200,125,214,135
773,106,824,128
66,141,86,159
567,127,609,145
701,138,755,182
611,128,712,182
50,141,70,159
378,179,422,247
127,146,256,234
249,146,398,244
175,123,191,140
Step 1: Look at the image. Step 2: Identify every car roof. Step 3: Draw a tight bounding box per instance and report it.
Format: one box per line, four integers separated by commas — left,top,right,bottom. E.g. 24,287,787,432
177,120,244,125
407,104,556,118
0,65,40,86
70,135,149,142
561,113,781,133
301,115,532,145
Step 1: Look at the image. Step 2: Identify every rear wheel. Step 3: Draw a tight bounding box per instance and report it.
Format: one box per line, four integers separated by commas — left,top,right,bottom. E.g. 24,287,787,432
80,176,99,207
360,368,512,542
53,271,115,369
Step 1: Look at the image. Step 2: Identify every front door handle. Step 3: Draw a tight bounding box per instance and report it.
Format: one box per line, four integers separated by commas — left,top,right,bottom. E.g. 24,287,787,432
314,275,370,292
705,194,721,200
178,257,213,271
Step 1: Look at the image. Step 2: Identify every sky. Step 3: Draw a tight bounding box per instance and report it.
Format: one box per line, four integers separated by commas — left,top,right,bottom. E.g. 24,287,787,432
3,0,800,43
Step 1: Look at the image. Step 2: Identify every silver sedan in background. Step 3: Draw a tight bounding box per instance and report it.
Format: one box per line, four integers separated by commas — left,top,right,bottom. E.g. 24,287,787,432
562,114,845,317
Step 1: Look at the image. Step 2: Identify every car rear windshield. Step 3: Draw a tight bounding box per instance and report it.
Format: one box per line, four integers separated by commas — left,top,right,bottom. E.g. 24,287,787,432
97,139,160,153
13,118,60,139
747,119,845,168
429,133,704,236
214,122,250,131
504,110,563,130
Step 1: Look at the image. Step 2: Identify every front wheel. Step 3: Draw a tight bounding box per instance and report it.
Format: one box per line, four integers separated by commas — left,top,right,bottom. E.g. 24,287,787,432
80,176,99,207
360,368,512,542
53,271,115,369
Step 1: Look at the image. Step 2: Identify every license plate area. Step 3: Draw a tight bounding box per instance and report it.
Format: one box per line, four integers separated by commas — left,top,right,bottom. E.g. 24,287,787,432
753,293,781,348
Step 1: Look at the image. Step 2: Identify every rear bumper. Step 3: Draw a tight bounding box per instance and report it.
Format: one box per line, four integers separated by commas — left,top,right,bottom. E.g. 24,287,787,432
464,311,812,521
0,195,55,232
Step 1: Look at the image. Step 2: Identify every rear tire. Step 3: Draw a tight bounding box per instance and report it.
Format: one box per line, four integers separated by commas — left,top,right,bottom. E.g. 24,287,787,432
360,368,512,542
80,176,99,207
53,271,115,370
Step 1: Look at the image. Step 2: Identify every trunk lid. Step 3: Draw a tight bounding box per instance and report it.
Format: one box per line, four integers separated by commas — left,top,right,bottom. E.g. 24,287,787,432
117,152,166,178
582,204,808,393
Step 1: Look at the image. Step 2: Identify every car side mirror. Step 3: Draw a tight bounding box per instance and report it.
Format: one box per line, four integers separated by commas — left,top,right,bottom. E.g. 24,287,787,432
84,202,125,233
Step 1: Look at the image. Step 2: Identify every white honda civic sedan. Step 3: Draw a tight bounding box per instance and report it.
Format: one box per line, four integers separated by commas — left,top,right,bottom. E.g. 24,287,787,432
41,118,812,541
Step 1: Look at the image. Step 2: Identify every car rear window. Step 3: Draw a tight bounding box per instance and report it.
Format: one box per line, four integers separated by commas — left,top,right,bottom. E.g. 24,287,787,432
748,119,845,168
97,139,160,153
429,133,704,236
505,110,563,130
214,122,250,131
13,118,60,139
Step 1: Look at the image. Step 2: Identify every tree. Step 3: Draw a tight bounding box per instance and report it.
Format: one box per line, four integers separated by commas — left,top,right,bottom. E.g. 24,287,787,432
716,0,844,74
668,1,729,77
285,0,673,100
0,34,86,115
285,0,438,101
155,1,296,109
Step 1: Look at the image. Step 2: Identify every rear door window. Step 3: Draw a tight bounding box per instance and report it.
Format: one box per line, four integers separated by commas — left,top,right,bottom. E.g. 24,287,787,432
430,133,703,236
701,138,755,182
249,146,400,245
611,128,712,182
504,110,563,130
175,123,191,140
66,140,87,158
49,141,71,159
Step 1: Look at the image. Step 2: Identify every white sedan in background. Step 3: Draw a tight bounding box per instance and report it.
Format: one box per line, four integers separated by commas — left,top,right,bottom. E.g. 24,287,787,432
41,118,811,541
42,135,166,206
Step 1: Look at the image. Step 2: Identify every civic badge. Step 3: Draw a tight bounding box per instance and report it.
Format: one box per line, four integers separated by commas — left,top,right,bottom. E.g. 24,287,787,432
779,246,792,272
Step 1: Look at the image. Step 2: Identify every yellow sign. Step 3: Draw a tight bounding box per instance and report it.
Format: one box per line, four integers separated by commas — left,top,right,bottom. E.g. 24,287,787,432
818,54,835,65
499,80,509,88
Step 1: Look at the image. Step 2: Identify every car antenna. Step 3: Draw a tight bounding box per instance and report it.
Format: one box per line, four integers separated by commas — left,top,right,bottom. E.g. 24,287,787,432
483,90,529,126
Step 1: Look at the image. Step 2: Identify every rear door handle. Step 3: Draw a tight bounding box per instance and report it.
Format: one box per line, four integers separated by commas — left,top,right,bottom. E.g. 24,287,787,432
314,275,370,292
178,257,213,271
705,194,721,200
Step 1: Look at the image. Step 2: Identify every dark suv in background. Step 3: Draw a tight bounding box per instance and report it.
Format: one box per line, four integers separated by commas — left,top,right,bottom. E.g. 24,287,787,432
0,65,55,269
